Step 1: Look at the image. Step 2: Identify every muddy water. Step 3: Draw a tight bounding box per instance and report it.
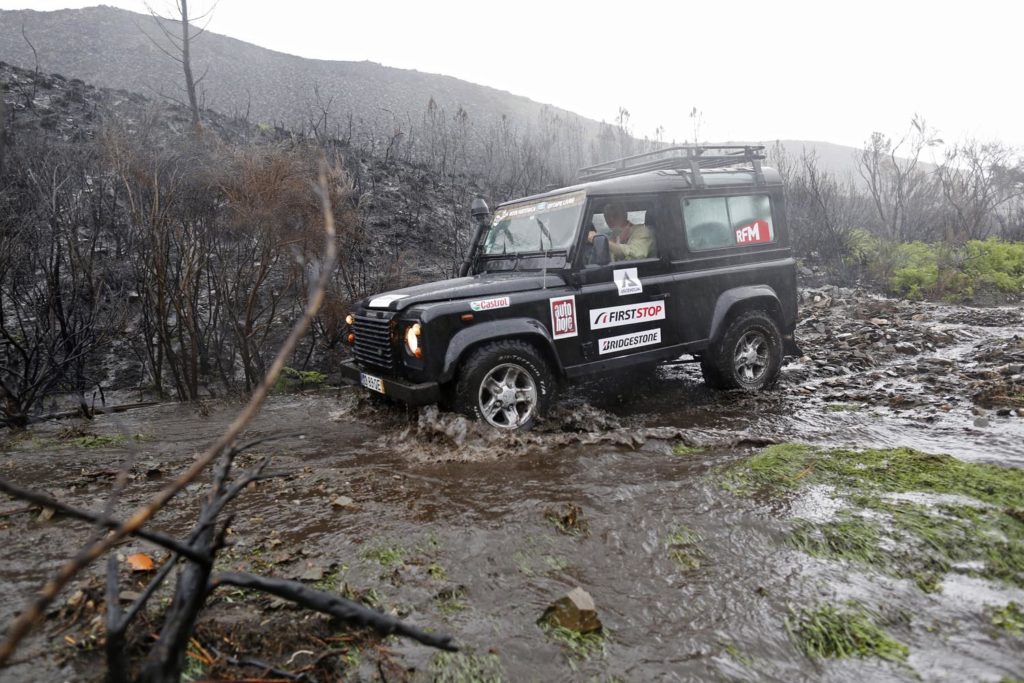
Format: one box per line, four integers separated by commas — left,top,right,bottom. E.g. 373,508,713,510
1,299,1023,681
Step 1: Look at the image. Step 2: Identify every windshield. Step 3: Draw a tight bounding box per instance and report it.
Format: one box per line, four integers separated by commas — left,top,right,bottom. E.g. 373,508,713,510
481,191,585,256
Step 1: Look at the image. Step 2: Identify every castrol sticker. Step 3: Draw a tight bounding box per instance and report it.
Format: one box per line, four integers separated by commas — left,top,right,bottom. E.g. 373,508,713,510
549,295,578,339
469,296,510,312
598,328,662,355
735,219,773,245
589,301,666,330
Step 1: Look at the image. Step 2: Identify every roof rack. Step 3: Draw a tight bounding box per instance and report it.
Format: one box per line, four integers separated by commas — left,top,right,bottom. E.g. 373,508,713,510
576,144,766,187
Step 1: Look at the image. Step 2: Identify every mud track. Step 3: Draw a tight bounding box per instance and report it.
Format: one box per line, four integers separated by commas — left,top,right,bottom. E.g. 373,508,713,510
1,289,1022,681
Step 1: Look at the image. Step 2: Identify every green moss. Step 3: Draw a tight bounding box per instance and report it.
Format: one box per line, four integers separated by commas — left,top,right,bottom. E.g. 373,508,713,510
672,443,704,456
785,602,908,662
429,652,505,683
434,586,467,615
826,403,862,412
992,602,1024,635
790,515,888,569
666,525,704,570
541,624,605,659
544,503,588,536
274,366,327,392
724,444,1024,508
722,641,754,667
361,544,404,567
70,434,129,448
726,444,1024,591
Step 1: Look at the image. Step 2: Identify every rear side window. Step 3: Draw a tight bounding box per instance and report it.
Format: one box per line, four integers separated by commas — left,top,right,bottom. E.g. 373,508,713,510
682,195,774,251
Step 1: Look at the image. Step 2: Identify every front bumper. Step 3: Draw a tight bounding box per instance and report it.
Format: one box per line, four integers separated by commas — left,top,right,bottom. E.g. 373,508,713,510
338,360,441,406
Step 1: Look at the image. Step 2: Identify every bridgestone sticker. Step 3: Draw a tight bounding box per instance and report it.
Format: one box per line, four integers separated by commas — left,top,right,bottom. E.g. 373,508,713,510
549,295,578,339
613,267,643,296
470,296,510,312
598,328,662,355
590,301,666,330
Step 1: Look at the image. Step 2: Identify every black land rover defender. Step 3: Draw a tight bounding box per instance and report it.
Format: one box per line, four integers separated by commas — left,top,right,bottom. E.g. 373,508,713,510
338,145,800,429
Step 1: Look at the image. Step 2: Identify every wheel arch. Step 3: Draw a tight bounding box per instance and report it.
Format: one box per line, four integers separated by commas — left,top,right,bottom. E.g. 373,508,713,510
439,318,563,384
707,285,784,345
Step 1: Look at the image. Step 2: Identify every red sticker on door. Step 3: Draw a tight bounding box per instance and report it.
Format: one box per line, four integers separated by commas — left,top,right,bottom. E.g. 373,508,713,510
735,219,772,245
549,295,578,339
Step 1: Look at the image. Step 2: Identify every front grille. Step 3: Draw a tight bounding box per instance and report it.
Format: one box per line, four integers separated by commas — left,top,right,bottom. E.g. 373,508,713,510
353,312,398,371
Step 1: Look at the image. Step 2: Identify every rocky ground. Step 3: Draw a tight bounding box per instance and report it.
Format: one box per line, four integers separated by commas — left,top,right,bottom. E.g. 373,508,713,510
791,285,1024,421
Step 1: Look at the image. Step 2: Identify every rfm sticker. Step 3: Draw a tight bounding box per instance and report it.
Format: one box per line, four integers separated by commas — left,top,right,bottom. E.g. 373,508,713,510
549,295,578,339
735,219,772,245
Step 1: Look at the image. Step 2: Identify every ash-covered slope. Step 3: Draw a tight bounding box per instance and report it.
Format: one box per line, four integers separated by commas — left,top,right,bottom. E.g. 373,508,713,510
0,6,600,137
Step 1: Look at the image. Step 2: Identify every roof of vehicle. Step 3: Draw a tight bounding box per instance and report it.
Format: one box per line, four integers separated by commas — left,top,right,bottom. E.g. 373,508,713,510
498,166,783,209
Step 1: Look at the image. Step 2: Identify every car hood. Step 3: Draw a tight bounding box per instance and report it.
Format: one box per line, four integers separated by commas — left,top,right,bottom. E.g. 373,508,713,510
361,272,567,311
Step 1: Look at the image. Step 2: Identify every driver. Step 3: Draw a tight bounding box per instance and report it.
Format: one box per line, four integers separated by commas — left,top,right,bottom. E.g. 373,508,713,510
587,202,654,261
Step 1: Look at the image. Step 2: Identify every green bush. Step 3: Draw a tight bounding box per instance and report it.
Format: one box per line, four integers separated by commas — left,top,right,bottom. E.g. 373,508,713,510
273,366,327,392
854,233,1024,301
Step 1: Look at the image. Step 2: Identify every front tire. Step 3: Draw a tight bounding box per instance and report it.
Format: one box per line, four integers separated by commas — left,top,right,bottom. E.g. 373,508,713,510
705,310,782,391
453,340,554,430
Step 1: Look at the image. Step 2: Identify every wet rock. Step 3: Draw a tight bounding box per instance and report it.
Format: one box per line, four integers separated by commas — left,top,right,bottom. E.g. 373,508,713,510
894,342,919,355
330,494,359,511
541,587,602,634
298,561,326,582
973,416,990,428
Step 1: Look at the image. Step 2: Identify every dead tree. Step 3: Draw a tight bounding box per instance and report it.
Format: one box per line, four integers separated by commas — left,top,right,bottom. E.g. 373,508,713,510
937,140,1024,242
0,140,122,427
143,0,216,127
0,164,456,679
858,115,944,242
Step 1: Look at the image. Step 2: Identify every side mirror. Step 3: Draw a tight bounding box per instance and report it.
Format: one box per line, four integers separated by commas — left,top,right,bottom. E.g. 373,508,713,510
592,234,611,266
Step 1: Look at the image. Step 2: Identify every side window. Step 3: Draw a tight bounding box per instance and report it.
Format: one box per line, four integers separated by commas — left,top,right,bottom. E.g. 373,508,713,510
585,197,659,263
682,195,774,251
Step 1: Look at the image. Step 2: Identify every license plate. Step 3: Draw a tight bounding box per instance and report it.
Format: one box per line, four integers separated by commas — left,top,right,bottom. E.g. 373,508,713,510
360,372,385,394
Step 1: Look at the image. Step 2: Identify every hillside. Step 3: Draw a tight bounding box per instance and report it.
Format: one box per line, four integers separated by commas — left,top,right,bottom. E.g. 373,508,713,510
0,6,874,181
0,6,600,139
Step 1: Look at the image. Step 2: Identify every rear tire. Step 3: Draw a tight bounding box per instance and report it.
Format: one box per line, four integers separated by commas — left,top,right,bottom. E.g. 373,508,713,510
705,310,782,391
453,340,555,430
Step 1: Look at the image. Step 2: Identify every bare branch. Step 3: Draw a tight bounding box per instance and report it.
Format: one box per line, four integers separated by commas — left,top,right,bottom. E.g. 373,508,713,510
211,572,457,652
0,479,209,564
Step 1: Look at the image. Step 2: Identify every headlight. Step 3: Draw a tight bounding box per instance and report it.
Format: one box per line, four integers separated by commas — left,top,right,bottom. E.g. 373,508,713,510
404,323,422,358
345,313,355,326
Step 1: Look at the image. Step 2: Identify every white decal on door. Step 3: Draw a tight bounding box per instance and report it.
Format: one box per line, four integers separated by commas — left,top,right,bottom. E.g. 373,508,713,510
589,301,666,330
549,295,578,339
598,328,662,355
613,267,643,296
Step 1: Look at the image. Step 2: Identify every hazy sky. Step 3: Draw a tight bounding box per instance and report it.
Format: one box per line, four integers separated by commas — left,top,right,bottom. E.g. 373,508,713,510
4,0,1021,150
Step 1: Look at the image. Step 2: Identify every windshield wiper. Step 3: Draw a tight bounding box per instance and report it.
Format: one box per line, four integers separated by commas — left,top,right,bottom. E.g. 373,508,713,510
534,216,553,251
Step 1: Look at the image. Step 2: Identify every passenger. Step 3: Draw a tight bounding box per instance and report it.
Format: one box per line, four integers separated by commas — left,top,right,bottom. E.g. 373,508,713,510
588,203,654,261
